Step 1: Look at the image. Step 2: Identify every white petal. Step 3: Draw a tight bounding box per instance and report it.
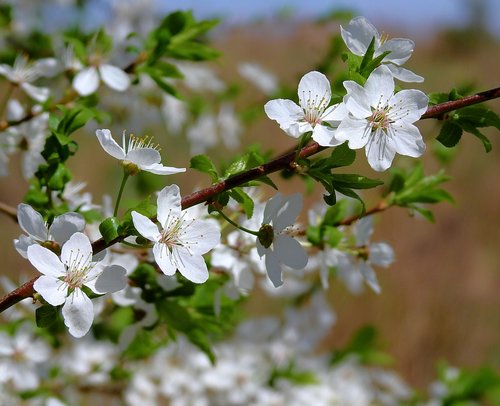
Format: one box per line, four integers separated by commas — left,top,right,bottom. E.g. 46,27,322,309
17,203,47,241
73,67,99,96
274,235,308,269
33,275,67,306
99,64,130,92
34,57,61,77
359,262,381,294
49,212,85,244
131,211,160,242
181,219,220,255
322,102,348,123
365,129,397,172
335,116,371,149
92,265,127,294
62,290,94,338
343,80,371,118
274,193,302,232
27,245,65,278
364,66,394,108
340,16,379,56
61,232,92,267
126,147,161,166
21,83,49,102
391,122,426,158
141,163,186,175
386,65,424,83
311,124,342,147
175,247,209,283
264,99,304,137
157,184,182,224
389,89,429,123
297,71,331,110
95,129,126,160
14,234,35,258
264,250,283,288
153,243,176,276
354,216,374,246
378,38,414,65
369,242,394,267
263,193,284,225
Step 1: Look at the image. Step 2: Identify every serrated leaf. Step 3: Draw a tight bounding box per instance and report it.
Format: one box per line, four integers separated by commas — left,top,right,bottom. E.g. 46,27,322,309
99,217,120,243
36,305,58,328
190,154,219,182
436,121,463,148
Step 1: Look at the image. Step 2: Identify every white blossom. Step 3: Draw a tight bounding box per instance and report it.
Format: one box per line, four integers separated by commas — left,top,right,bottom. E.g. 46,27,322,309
341,16,423,83
238,62,278,95
132,184,220,283
264,71,347,146
28,232,127,337
73,60,130,96
95,128,186,175
336,65,428,171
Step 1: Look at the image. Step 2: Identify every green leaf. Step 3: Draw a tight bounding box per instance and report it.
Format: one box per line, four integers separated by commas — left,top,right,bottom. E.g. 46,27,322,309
190,154,219,182
436,121,463,148
36,305,58,328
57,106,96,136
47,163,72,190
328,142,356,167
323,199,350,226
459,121,492,153
324,226,343,247
228,188,254,218
99,217,120,244
331,173,384,189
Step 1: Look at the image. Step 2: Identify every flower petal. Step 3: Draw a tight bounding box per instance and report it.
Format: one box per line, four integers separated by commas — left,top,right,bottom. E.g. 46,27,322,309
131,211,160,242
175,247,209,283
378,38,414,65
386,65,424,83
364,66,394,107
274,235,308,269
340,16,379,56
389,89,428,123
141,163,186,175
92,265,127,294
153,243,176,276
369,242,394,267
49,212,85,245
14,234,35,258
264,250,283,288
95,129,126,160
27,244,65,278
274,193,302,233
99,64,130,92
21,83,49,102
33,275,67,306
17,203,47,241
365,129,397,172
335,116,371,149
297,71,331,111
311,124,342,147
359,262,381,294
343,80,371,118
61,232,92,267
264,99,304,138
157,184,182,224
62,290,94,337
263,193,284,225
181,219,220,255
126,147,161,167
390,122,426,158
73,67,99,96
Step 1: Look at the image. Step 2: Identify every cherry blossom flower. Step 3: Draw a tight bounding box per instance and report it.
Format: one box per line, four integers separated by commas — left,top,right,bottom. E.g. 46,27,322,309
0,55,50,102
95,128,186,175
238,62,278,95
131,184,220,283
341,16,423,83
14,203,85,258
256,193,308,287
264,71,347,146
28,232,127,337
73,60,130,96
336,65,428,172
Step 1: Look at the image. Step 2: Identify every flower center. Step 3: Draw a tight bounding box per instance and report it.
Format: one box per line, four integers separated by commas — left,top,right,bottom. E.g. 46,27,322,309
126,133,160,153
63,249,93,290
302,91,328,126
159,215,186,251
368,107,393,132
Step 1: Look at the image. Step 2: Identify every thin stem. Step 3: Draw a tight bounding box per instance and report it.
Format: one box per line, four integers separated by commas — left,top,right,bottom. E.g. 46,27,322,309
0,83,14,120
114,172,129,217
0,200,18,221
214,207,259,236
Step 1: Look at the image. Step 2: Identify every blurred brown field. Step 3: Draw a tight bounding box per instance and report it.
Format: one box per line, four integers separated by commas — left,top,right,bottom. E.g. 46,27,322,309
0,14,499,390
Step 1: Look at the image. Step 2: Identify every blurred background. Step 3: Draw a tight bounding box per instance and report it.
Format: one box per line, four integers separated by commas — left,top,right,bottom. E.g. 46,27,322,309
0,0,499,390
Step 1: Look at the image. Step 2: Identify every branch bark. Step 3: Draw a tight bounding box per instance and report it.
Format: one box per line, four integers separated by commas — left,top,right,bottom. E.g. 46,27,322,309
0,86,499,314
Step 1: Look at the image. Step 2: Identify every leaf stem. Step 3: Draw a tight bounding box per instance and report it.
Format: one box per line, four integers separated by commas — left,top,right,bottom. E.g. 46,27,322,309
214,207,259,237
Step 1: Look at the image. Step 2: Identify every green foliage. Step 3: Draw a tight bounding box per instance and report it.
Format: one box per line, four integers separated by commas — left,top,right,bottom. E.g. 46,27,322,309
330,325,392,366
99,217,121,243
35,304,59,328
306,199,350,247
269,361,318,387
387,164,453,222
190,154,219,182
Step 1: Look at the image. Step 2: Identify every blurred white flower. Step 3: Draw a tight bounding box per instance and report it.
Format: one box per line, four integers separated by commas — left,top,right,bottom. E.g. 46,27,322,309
73,60,130,96
238,62,278,95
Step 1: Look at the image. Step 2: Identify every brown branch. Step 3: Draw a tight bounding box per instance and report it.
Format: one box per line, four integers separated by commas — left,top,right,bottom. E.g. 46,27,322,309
0,201,17,221
0,85,498,314
338,200,389,226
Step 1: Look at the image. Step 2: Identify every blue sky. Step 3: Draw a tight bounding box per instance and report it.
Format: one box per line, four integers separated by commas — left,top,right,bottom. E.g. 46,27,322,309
157,0,500,38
